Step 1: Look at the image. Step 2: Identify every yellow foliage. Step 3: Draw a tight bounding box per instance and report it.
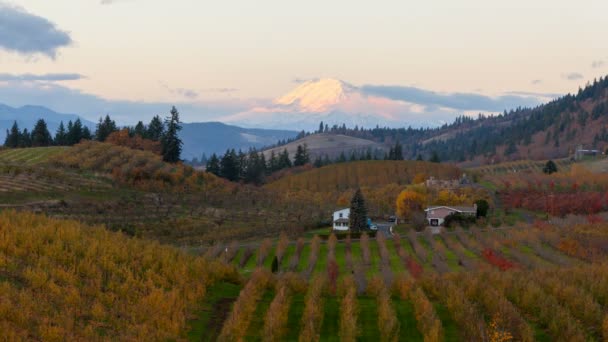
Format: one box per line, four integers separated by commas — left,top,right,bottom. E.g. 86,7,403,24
436,189,466,206
0,210,237,341
488,314,514,342
396,189,427,219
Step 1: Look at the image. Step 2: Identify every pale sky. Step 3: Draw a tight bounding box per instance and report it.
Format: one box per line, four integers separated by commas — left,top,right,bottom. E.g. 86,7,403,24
1,0,608,124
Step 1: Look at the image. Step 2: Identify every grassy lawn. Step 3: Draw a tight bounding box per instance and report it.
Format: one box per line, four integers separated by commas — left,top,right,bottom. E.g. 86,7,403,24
433,303,461,342
436,237,461,272
244,290,275,341
386,240,406,275
280,244,295,271
357,296,380,341
187,281,241,342
297,243,311,272
304,227,332,238
285,293,305,340
320,296,340,341
394,299,424,341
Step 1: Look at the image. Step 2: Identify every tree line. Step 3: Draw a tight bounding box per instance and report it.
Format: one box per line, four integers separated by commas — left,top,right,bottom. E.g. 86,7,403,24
3,106,183,163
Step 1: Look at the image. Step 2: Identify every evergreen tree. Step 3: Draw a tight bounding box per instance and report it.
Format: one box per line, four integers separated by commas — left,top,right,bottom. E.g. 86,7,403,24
337,151,347,163
161,106,183,163
293,144,310,166
19,129,31,147
220,149,239,181
543,160,558,174
133,121,147,137
393,141,403,160
244,149,266,184
67,119,84,145
268,150,280,173
4,121,20,147
416,154,423,161
31,119,52,147
278,149,292,168
147,115,164,141
82,126,92,140
429,151,440,163
54,121,67,146
95,115,117,142
318,121,324,134
206,153,221,176
349,188,368,233
271,256,279,273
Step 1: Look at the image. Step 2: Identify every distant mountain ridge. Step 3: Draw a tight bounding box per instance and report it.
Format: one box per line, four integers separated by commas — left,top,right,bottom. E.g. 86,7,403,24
0,104,95,142
180,122,297,159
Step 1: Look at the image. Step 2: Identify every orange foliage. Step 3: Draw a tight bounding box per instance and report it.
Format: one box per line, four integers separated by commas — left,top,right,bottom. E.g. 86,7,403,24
106,128,161,154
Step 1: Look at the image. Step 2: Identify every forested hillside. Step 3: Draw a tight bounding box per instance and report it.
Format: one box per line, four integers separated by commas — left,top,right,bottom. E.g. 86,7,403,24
272,76,608,166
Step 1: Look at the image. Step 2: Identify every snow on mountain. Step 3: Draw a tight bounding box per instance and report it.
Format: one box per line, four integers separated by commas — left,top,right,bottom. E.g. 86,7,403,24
220,78,450,131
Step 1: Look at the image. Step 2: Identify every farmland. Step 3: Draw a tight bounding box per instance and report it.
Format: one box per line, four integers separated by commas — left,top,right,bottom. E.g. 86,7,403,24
192,222,608,341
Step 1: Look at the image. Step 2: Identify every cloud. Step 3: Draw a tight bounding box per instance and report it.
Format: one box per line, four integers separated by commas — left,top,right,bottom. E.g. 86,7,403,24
592,60,605,69
292,77,319,84
205,88,238,93
531,79,542,85
0,80,249,124
159,82,199,99
360,84,544,112
562,72,583,80
0,73,85,82
0,3,72,58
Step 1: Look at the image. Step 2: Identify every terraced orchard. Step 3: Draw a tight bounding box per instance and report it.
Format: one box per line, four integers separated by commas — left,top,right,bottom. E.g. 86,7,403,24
194,225,608,341
0,146,67,166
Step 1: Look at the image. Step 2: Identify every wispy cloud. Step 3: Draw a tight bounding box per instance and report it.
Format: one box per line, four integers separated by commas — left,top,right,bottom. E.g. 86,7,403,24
0,73,85,82
0,3,72,58
531,79,542,85
592,60,605,69
360,84,544,112
562,72,584,80
204,87,239,93
0,80,249,124
292,77,319,84
159,82,199,99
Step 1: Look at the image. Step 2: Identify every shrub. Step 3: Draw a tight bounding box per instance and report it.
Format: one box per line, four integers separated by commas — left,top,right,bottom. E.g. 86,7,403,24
339,277,358,342
299,274,325,342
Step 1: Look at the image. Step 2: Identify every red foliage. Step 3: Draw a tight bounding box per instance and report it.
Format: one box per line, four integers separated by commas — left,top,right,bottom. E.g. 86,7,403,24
587,215,604,224
502,190,607,216
405,256,423,278
482,248,516,271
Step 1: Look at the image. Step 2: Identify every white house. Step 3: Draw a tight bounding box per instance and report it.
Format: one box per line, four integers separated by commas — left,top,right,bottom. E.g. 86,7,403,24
333,208,350,231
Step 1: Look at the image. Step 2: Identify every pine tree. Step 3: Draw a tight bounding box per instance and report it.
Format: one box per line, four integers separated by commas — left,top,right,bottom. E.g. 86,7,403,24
67,119,84,145
134,121,147,137
54,121,67,146
206,153,221,176
278,149,292,168
82,126,92,140
31,119,52,147
161,106,183,163
19,128,31,147
4,121,20,147
95,115,117,142
147,115,164,141
318,121,324,134
349,188,368,233
416,154,423,161
294,144,310,166
268,150,280,173
220,149,239,181
429,151,440,163
543,160,558,174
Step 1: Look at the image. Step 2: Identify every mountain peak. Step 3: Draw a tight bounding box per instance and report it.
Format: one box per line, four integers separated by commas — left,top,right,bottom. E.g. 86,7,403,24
274,78,355,112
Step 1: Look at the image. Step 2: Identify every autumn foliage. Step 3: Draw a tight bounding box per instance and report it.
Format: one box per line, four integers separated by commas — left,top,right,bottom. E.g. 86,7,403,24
482,248,516,271
0,210,237,341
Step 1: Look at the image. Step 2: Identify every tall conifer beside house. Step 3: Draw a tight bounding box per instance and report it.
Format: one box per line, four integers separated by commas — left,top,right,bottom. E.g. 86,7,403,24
349,188,368,233
161,106,183,163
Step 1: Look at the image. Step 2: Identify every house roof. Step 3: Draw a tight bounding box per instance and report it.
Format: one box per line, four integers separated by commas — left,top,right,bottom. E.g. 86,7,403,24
333,208,350,214
334,218,349,223
425,205,476,213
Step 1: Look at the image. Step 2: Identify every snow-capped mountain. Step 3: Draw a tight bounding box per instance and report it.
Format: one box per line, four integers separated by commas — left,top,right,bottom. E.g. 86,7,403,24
220,78,444,131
